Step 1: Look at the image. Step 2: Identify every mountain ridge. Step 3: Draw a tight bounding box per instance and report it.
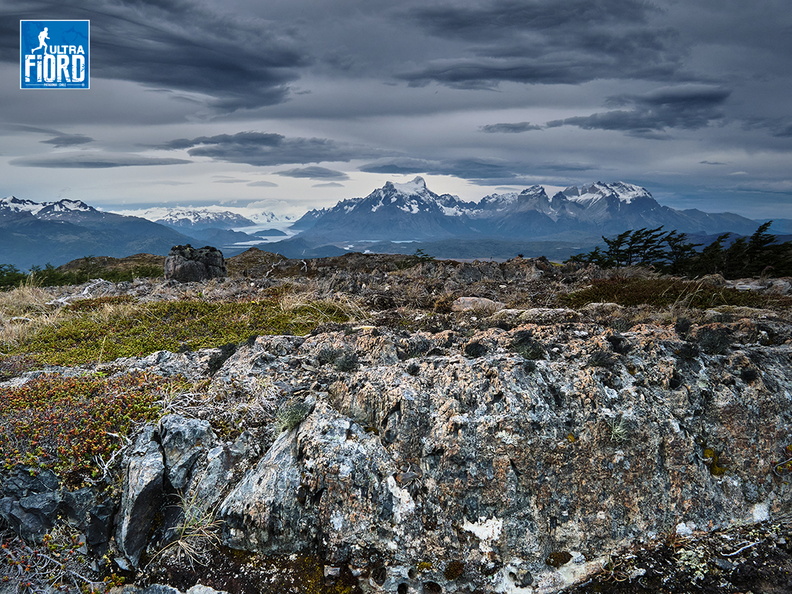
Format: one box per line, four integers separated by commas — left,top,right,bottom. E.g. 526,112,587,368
282,178,762,258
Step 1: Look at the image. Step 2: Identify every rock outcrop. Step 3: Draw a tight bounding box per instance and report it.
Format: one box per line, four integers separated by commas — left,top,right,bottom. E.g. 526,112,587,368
98,311,792,593
164,245,227,282
2,257,792,594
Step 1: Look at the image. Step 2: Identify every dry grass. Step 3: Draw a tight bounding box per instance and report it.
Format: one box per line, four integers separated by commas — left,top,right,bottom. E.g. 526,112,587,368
277,291,369,325
0,283,64,348
148,490,223,568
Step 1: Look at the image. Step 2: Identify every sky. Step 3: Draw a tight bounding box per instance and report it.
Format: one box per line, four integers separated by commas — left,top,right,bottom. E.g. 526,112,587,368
1,0,791,219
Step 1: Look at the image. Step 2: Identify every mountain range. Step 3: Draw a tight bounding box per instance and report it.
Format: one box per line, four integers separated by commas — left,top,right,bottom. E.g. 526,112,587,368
0,180,776,268
0,197,196,270
269,177,763,258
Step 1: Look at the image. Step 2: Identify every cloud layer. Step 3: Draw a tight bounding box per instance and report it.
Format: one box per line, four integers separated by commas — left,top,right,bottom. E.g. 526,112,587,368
0,0,789,218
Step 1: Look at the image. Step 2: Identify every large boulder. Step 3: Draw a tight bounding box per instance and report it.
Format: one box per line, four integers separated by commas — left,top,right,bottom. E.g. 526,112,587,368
164,245,226,282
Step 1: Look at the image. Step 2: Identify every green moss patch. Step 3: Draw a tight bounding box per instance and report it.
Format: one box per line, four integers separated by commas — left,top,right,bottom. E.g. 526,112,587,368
2,299,351,369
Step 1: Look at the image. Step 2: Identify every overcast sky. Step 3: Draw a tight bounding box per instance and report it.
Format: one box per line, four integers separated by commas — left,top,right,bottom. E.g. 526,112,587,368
1,0,791,219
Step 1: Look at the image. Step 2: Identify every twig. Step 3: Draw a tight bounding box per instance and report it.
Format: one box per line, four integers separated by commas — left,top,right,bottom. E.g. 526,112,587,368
721,541,760,557
772,457,792,477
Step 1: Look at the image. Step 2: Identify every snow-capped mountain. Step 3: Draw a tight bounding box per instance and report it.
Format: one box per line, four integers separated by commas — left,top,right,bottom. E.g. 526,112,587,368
113,206,294,232
292,177,479,241
0,196,193,270
0,196,96,217
154,208,256,231
291,179,760,245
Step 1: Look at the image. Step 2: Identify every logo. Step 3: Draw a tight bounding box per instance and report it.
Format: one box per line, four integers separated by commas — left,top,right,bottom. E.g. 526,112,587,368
20,20,90,89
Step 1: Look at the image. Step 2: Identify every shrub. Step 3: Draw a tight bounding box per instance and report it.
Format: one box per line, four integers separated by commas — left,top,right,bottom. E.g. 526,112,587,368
0,372,183,484
564,277,792,309
0,525,108,592
0,264,27,289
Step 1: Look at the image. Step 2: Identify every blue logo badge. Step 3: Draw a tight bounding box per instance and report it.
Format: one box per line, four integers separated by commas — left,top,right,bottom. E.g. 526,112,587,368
20,20,90,90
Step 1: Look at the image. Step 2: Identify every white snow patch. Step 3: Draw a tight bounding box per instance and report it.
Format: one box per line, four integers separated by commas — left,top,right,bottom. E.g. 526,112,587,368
391,176,427,195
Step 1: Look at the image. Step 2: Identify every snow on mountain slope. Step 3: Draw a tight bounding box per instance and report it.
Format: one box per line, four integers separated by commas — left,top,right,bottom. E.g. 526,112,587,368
1,196,95,216
111,206,293,231
561,182,653,206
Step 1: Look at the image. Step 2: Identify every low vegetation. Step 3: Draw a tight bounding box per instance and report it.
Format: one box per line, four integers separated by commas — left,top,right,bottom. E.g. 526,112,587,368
1,296,356,371
0,256,164,289
563,277,792,309
0,372,184,484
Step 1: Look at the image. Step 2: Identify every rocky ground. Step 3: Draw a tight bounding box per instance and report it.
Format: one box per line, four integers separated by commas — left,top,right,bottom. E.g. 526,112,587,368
2,250,792,594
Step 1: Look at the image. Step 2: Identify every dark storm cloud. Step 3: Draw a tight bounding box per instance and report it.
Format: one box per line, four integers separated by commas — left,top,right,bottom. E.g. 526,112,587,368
1,125,94,147
0,0,306,111
313,182,345,188
10,152,191,168
400,0,683,87
41,134,94,148
480,122,542,133
547,85,731,138
157,131,377,166
276,166,349,180
771,123,792,138
360,157,524,182
247,180,279,187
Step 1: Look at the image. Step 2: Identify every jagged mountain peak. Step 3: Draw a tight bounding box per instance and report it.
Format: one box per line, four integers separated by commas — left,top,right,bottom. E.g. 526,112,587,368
151,207,256,230
1,196,96,216
561,181,653,205
383,176,428,195
42,199,95,213
520,185,548,197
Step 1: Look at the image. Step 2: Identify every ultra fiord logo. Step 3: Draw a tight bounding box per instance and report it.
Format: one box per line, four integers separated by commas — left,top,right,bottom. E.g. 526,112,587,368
20,20,89,89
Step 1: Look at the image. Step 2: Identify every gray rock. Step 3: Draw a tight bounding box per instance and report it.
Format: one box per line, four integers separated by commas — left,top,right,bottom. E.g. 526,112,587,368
186,586,230,594
115,426,165,568
1,498,54,542
491,307,581,325
159,415,216,491
164,245,226,282
451,297,506,312
205,321,792,592
0,467,59,499
139,586,183,594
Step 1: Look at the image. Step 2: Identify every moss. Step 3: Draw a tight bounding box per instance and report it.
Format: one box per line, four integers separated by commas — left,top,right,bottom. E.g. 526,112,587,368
275,399,313,432
703,447,727,476
2,299,350,369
